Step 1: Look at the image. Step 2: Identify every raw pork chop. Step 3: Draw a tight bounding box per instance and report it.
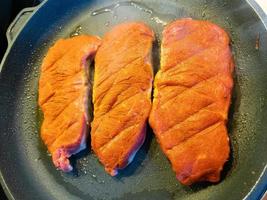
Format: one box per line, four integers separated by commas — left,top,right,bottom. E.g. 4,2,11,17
92,22,154,176
39,35,101,172
149,19,234,185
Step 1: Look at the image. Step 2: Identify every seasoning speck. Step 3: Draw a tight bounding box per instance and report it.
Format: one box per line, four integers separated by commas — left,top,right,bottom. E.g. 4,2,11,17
255,33,260,50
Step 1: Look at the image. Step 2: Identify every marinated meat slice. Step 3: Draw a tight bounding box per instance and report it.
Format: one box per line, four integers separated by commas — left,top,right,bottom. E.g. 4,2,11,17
92,22,154,176
39,35,101,172
149,19,234,185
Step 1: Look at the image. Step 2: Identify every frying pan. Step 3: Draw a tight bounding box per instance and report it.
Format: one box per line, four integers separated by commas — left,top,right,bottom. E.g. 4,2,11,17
0,0,266,199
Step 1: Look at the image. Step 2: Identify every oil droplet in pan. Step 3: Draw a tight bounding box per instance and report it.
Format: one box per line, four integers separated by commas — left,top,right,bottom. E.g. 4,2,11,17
151,16,167,26
91,3,120,16
91,1,175,26
70,26,82,37
105,21,110,27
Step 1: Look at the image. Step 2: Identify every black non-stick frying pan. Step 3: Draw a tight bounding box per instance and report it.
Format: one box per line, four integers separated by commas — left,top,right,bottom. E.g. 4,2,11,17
0,0,266,199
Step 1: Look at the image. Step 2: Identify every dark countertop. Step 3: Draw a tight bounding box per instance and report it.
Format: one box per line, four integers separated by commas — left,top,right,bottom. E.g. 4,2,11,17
0,187,7,200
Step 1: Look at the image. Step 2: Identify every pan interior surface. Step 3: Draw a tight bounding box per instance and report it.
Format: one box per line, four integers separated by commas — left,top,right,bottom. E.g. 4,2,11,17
0,0,266,199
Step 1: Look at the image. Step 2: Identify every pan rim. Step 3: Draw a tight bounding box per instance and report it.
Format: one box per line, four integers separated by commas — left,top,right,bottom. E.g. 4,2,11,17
0,0,266,199
0,1,46,199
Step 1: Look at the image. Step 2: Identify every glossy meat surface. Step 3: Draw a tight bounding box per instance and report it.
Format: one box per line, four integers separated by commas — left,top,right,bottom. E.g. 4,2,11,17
149,19,234,185
92,22,154,176
39,35,101,172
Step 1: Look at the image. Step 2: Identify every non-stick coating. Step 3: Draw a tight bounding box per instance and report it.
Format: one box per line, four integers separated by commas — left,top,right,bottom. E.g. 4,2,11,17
0,0,266,199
